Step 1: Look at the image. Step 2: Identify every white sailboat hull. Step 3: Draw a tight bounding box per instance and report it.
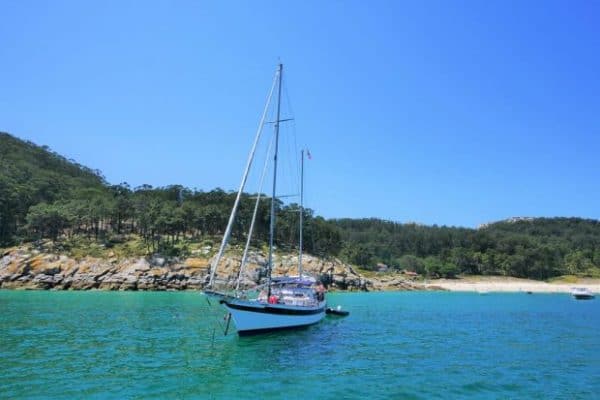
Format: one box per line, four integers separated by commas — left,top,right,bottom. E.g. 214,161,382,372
222,298,326,335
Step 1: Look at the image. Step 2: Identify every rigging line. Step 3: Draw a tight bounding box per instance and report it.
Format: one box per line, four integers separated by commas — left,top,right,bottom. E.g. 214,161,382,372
236,130,275,291
273,78,299,207
293,125,301,201
303,143,309,217
208,68,279,288
283,120,297,204
283,80,301,193
203,295,226,335
289,140,300,205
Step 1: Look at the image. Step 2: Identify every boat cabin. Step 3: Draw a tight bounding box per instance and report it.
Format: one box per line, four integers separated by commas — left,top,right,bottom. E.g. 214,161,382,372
256,276,320,306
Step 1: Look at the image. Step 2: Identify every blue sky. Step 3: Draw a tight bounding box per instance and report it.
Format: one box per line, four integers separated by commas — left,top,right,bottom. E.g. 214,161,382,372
1,0,599,227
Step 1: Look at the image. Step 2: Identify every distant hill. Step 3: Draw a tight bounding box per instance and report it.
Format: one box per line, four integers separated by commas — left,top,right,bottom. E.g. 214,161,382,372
481,216,600,237
332,217,600,279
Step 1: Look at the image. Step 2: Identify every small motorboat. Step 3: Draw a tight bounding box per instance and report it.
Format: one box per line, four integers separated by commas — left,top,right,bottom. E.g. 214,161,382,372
326,306,349,317
571,287,595,300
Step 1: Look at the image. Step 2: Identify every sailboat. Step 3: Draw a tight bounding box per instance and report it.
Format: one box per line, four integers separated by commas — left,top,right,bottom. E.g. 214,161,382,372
205,64,327,335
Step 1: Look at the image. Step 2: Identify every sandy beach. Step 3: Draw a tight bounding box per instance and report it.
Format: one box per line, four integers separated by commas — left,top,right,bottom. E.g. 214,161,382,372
424,276,600,293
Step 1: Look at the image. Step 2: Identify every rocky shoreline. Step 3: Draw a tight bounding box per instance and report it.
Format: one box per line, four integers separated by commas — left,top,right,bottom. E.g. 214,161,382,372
8,245,588,293
0,245,429,292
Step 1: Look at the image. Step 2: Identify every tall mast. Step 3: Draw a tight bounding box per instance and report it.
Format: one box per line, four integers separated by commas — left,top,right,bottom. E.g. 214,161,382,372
298,149,304,276
267,63,283,296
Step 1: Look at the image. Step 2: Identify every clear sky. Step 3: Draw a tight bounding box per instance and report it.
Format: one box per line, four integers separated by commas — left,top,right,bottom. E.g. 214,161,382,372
1,0,599,227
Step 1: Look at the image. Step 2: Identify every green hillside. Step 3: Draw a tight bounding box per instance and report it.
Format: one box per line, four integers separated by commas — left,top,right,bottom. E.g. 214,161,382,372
0,132,107,243
0,132,340,257
333,217,600,279
1,131,599,279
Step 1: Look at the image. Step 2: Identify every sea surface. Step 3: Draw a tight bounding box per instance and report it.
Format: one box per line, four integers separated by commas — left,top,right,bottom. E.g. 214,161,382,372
1,291,599,399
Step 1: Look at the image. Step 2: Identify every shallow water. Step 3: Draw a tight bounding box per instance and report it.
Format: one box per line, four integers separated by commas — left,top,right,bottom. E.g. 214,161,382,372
1,291,599,399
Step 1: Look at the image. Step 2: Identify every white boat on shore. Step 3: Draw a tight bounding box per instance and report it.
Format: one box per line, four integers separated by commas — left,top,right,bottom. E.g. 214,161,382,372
571,287,595,300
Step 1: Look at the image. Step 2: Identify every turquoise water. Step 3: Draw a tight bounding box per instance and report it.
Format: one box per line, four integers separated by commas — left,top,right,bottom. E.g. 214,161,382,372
1,291,599,399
